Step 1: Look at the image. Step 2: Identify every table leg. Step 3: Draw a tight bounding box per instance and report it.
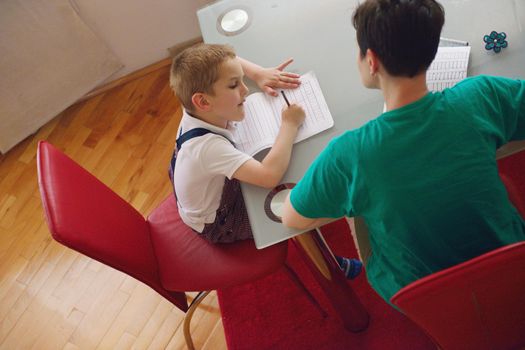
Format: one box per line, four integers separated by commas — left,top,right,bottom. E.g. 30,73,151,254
291,229,369,332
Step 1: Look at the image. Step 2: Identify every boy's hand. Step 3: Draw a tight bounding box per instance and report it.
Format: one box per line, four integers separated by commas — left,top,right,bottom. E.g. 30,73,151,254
281,104,305,128
254,58,301,97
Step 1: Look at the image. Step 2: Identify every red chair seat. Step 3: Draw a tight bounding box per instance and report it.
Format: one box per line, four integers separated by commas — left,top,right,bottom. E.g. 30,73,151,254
147,196,288,292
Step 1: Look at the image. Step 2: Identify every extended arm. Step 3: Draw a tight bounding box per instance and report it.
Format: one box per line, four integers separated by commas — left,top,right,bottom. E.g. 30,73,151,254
281,138,350,229
238,57,301,96
233,104,305,188
281,193,334,229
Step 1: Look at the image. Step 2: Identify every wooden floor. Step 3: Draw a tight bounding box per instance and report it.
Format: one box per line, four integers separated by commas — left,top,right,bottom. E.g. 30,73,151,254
0,65,228,349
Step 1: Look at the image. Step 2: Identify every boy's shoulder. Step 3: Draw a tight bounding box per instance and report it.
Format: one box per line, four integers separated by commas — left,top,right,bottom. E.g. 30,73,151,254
179,111,235,143
176,112,231,159
443,74,525,107
454,74,521,91
319,129,365,161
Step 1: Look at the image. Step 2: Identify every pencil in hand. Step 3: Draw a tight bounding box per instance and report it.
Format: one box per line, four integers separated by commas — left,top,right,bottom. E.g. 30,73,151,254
281,90,291,106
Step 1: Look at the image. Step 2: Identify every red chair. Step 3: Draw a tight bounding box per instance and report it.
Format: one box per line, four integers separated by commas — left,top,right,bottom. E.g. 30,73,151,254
37,141,323,349
498,149,525,218
391,242,525,350
391,149,525,350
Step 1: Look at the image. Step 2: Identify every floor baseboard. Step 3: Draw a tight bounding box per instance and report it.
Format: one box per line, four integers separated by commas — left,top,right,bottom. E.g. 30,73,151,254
79,36,203,103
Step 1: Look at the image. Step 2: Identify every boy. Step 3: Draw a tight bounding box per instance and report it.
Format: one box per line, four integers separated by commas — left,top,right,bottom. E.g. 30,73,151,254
169,44,362,279
282,0,525,304
169,43,303,243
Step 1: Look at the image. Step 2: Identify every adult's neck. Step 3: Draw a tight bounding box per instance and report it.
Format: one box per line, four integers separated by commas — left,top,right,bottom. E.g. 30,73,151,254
380,72,429,112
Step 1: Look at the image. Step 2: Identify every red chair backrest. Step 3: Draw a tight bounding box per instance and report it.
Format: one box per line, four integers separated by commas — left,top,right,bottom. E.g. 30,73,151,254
391,241,525,350
498,150,525,218
500,172,525,218
37,141,187,311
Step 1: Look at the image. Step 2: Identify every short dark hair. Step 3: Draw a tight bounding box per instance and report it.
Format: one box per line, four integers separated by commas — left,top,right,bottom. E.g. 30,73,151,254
352,0,445,77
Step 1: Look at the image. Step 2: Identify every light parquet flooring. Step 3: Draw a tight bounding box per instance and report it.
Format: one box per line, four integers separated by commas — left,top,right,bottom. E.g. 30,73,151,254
0,65,227,350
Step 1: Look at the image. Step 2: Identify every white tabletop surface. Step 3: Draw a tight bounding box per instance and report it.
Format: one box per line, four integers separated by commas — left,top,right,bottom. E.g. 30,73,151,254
198,0,525,248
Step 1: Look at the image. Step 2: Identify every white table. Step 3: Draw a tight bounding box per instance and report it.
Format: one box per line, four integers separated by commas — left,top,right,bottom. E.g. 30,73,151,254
197,0,525,332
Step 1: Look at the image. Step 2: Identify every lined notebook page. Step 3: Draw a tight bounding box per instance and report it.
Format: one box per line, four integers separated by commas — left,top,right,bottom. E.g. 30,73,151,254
426,46,471,91
231,71,334,155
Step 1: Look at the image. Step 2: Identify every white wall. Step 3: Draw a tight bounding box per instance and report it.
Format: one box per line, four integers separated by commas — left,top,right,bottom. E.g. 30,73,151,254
0,0,123,153
71,0,214,80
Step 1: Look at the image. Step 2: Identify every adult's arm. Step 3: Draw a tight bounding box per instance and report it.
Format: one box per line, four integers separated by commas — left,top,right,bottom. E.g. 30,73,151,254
282,194,334,230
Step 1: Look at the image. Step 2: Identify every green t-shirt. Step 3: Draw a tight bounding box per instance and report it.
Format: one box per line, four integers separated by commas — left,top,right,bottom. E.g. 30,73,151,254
290,75,525,303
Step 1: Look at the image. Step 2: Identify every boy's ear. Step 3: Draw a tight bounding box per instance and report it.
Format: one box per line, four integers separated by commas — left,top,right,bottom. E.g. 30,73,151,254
366,49,380,76
191,92,211,112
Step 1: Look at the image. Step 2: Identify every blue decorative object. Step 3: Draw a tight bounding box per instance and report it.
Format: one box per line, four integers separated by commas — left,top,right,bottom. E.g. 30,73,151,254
483,31,508,53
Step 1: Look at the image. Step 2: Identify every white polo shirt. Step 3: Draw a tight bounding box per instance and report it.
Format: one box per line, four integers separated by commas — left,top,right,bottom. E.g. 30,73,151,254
173,110,252,232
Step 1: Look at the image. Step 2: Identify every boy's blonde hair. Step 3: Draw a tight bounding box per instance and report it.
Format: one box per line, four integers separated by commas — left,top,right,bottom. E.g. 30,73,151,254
170,43,236,111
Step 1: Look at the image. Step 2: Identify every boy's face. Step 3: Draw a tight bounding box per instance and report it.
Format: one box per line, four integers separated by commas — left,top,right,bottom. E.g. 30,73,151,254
206,57,249,123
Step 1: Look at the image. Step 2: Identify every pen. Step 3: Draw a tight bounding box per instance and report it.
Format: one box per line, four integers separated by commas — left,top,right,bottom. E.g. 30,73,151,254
440,37,469,46
281,90,291,106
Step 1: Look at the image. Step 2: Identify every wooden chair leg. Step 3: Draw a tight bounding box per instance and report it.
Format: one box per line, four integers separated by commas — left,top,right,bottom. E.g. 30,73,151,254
184,290,211,350
283,262,328,317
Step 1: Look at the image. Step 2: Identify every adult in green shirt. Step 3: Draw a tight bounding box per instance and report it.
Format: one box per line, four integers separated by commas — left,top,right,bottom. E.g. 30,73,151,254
282,0,525,304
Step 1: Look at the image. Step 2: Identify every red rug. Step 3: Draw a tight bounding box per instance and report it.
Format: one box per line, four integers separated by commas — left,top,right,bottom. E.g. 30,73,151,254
217,219,435,350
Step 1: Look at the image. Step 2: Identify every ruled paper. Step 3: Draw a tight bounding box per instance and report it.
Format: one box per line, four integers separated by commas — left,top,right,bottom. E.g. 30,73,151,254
231,71,334,155
426,46,471,91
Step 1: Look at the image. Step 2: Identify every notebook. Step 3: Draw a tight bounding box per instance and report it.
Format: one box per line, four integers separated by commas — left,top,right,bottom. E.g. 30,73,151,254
229,71,334,156
426,46,471,91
